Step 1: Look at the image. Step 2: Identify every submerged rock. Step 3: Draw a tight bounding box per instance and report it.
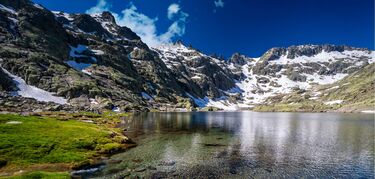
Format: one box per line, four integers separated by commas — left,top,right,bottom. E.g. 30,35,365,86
158,160,176,166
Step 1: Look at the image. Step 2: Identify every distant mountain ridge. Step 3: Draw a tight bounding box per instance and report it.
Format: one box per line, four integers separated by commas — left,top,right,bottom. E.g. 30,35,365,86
0,0,374,112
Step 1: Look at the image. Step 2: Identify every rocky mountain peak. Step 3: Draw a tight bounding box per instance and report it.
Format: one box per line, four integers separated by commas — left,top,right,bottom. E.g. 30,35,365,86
155,41,193,54
174,39,185,46
89,11,140,40
259,47,286,62
228,52,249,66
101,11,116,24
72,14,110,37
170,40,196,50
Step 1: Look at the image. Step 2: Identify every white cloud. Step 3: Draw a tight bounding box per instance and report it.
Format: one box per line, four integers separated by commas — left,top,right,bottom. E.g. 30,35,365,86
214,0,224,8
167,3,180,20
86,0,188,47
117,4,160,46
86,0,110,14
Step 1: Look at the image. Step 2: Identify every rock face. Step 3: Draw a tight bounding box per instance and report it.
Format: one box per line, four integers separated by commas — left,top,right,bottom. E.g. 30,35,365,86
228,53,248,66
0,0,374,112
152,42,237,99
0,67,17,91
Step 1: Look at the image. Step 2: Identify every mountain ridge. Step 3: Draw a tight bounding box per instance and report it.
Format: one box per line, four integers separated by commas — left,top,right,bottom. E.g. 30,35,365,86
0,0,374,113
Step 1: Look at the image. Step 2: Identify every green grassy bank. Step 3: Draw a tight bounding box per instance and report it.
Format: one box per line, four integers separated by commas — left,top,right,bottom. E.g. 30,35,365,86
0,113,132,178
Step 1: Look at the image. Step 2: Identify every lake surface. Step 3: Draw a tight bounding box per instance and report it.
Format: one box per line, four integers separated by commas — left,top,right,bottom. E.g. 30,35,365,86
91,112,374,178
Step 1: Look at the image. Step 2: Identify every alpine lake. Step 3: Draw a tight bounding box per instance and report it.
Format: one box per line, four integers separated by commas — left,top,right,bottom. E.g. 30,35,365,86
81,112,374,178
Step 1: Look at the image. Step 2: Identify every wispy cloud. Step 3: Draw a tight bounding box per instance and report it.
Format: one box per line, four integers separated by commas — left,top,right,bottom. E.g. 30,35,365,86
214,0,225,8
167,3,180,20
86,0,188,47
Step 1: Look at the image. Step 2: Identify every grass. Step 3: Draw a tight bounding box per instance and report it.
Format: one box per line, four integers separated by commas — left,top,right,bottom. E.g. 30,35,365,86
254,101,338,112
1,171,70,179
0,113,132,177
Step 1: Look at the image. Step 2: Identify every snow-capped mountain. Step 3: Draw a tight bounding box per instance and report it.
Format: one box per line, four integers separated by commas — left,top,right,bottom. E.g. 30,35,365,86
153,42,374,110
232,45,374,106
0,0,374,112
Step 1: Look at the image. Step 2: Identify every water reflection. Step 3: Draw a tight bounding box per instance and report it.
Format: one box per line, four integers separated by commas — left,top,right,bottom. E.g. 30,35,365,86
97,112,374,178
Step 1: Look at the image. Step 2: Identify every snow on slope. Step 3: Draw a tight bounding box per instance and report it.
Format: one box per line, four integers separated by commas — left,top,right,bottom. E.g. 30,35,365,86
231,49,375,107
153,42,229,72
66,60,92,75
0,4,17,14
183,49,374,110
90,13,121,38
52,11,73,21
272,50,373,65
236,63,348,105
1,67,67,104
66,45,100,75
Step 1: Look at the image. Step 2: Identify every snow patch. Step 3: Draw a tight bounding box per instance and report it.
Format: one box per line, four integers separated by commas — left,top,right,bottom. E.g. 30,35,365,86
52,11,74,21
80,120,94,123
0,4,16,14
67,44,101,74
66,61,92,75
1,67,67,104
89,98,99,105
191,75,201,80
69,44,99,62
141,92,153,101
112,107,120,112
92,49,105,55
70,45,89,58
326,86,340,91
33,3,44,10
7,17,18,23
309,97,319,100
324,100,343,105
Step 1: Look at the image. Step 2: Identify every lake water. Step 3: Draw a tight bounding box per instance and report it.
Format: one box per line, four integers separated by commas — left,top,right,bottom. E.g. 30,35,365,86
91,112,374,178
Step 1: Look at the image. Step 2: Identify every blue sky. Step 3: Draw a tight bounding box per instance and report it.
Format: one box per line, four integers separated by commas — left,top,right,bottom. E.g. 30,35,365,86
33,0,374,57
